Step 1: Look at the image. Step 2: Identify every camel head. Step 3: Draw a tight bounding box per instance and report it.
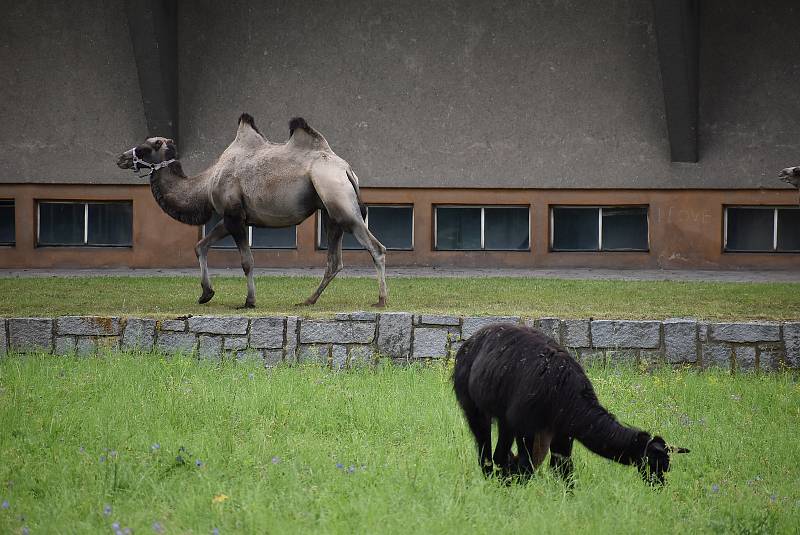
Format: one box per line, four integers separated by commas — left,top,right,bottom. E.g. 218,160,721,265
117,137,177,172
778,166,800,188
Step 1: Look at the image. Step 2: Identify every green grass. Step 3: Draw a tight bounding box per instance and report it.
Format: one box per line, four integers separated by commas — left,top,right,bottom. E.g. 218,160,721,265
1,354,799,534
1,276,799,320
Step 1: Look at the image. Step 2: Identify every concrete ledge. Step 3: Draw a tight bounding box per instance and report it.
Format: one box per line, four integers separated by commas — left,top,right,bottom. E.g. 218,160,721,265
0,314,797,372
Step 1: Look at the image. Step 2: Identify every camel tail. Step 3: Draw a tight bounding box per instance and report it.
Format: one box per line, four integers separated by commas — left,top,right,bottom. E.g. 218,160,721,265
238,113,262,137
346,168,367,220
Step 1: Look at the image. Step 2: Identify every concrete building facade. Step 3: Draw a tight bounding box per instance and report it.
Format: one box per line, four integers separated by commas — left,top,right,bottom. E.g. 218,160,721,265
1,0,799,270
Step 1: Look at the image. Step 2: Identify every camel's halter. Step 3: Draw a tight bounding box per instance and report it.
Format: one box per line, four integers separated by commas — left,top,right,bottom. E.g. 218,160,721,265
130,147,175,178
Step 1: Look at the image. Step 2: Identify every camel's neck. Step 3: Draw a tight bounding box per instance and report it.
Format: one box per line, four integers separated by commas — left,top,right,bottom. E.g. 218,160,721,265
571,407,647,466
149,161,213,226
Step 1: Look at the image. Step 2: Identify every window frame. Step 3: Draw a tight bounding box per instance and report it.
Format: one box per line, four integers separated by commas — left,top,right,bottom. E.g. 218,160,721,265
316,204,415,251
549,205,650,252
433,204,531,252
723,205,800,253
36,200,133,248
0,199,15,247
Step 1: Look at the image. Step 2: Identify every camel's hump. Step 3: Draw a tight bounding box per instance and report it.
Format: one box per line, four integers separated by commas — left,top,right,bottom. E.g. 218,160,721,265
238,113,262,137
288,117,330,151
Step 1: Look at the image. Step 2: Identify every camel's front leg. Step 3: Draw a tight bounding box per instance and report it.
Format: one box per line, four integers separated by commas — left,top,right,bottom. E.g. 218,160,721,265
301,221,344,306
226,213,256,308
194,219,229,304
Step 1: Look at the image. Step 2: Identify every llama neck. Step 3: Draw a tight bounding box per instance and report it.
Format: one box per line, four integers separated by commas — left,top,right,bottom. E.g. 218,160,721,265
149,162,213,226
572,408,648,466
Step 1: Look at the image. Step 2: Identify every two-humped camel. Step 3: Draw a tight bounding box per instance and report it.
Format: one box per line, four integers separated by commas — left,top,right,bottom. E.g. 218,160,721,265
117,114,387,308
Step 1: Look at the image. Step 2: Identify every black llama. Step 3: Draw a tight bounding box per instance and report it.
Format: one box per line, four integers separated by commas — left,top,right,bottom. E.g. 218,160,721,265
452,323,689,485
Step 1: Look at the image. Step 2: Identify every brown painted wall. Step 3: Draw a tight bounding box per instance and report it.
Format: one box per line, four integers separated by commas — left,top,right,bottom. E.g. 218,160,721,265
1,184,798,270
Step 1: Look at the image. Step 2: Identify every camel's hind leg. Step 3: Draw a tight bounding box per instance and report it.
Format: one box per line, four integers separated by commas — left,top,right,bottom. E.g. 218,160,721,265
224,209,256,308
302,216,344,306
348,221,388,308
195,219,230,304
309,163,388,307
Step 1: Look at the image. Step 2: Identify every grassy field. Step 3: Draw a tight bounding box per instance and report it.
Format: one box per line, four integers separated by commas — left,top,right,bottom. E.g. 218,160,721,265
0,354,798,534
1,276,799,320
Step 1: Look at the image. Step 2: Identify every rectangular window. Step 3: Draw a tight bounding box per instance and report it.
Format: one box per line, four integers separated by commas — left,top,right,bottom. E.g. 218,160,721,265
0,200,15,246
725,206,800,252
203,213,297,249
484,207,530,250
38,201,133,247
551,206,649,252
434,206,529,251
318,205,414,250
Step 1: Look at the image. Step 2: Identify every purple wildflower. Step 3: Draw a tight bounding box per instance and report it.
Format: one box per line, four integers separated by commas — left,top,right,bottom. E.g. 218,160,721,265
1,500,8,509
248,373,255,380
152,521,164,533
79,446,85,453
110,450,118,458
271,456,281,464
151,443,160,452
335,463,344,469
347,466,356,474
711,484,720,494
22,528,29,535
103,504,113,516
195,459,203,468
770,495,777,503
212,529,220,535
123,528,132,535
100,455,107,463
112,521,120,530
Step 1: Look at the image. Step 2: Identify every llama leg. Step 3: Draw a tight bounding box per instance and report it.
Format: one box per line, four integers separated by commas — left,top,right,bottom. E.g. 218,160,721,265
515,435,534,477
493,420,516,477
224,211,255,308
349,222,388,308
549,435,575,487
194,219,229,304
301,218,344,305
463,410,493,476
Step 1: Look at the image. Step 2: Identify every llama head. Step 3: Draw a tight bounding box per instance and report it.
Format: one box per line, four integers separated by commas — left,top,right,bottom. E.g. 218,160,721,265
638,435,690,485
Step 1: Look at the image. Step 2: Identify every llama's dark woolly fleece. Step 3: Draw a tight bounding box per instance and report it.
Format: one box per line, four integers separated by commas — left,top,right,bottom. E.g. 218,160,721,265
453,323,683,483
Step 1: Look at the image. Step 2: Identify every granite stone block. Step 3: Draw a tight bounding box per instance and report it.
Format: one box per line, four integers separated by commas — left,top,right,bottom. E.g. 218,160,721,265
376,313,412,359
8,318,53,353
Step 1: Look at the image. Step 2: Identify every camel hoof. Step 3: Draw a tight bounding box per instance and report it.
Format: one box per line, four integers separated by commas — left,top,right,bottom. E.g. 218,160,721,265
371,299,386,308
295,298,316,307
198,289,215,304
237,302,256,309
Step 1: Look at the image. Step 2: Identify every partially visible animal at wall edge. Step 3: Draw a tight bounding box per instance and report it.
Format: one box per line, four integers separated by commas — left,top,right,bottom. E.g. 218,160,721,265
452,323,689,485
117,114,387,309
778,166,800,205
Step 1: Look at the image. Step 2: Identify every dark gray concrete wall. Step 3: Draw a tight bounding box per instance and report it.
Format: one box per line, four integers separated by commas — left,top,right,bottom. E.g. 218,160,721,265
0,0,147,184
178,0,800,189
179,0,665,187
698,0,800,184
1,0,798,188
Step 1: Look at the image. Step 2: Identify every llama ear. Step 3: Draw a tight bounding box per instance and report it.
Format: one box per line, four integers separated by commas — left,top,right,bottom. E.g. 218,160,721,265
668,446,690,454
647,436,668,455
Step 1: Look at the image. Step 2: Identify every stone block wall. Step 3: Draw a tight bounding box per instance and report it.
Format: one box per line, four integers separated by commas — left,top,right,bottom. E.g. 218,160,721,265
1,315,798,372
